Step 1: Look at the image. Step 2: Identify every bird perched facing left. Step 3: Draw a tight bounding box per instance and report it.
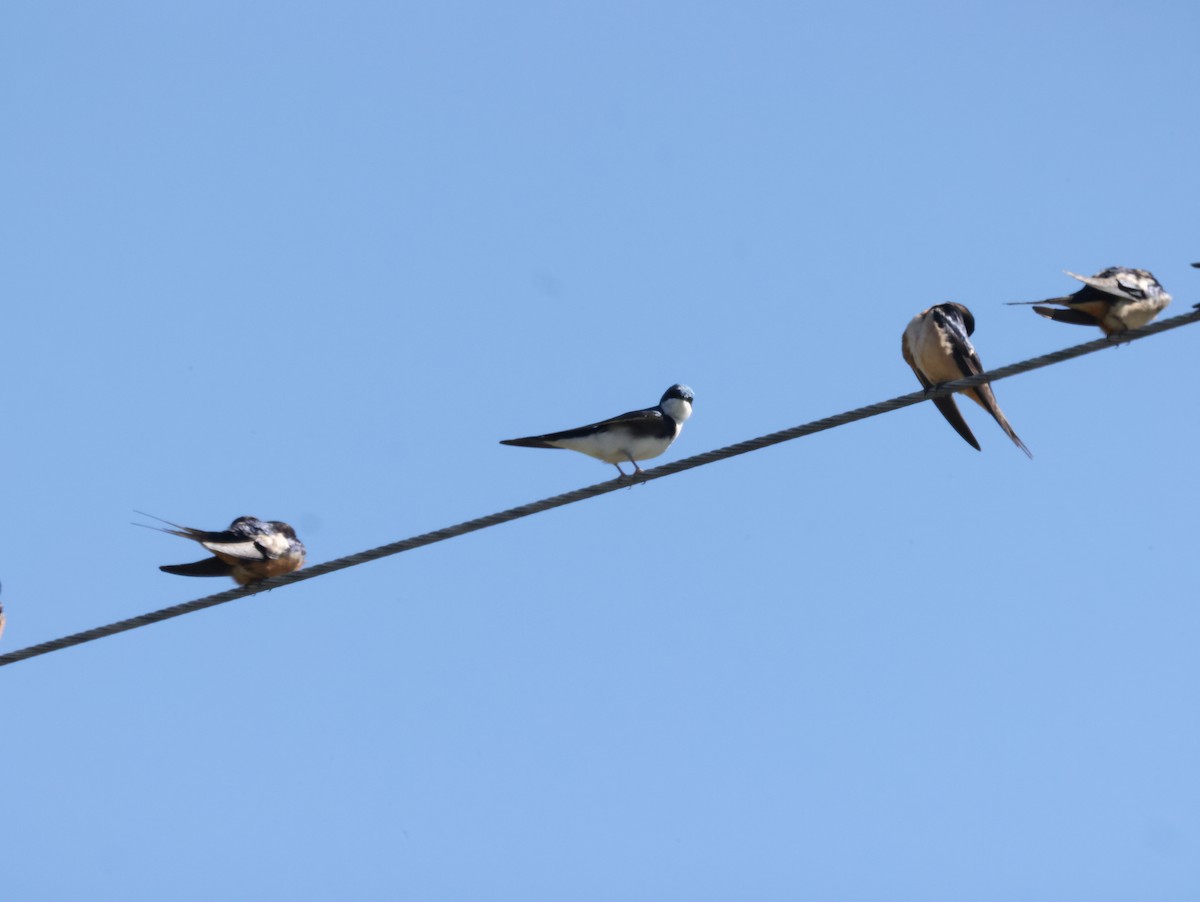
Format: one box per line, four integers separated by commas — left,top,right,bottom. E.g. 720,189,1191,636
902,303,1031,458
140,514,306,585
500,384,694,478
1008,267,1171,336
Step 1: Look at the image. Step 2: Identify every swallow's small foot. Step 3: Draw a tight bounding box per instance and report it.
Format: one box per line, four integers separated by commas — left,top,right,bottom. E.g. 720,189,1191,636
612,471,638,490
623,456,648,482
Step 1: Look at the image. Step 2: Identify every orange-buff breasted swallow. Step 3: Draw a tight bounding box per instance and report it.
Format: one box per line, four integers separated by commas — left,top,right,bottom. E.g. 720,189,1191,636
902,303,1031,458
141,514,306,586
1007,267,1171,336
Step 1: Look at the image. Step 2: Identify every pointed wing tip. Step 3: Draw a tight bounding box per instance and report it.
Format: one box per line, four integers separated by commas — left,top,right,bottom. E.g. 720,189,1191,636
1034,306,1100,326
159,558,233,578
1012,300,1073,310
499,436,557,449
930,395,981,452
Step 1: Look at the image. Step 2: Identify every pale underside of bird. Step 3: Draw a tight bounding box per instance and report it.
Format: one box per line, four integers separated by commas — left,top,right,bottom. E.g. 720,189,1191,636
1008,267,1171,336
500,384,694,478
902,303,1031,458
139,514,306,586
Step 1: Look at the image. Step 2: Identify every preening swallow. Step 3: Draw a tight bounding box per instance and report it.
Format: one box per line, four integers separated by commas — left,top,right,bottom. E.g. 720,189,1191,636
1008,267,1171,336
902,303,1031,457
140,514,306,585
500,384,694,478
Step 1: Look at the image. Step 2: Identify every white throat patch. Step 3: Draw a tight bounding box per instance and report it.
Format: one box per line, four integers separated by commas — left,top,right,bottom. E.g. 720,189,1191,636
661,397,692,425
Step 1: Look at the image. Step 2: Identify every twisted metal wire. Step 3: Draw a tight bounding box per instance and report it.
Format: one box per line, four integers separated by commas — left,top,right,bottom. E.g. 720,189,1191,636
3,307,1198,668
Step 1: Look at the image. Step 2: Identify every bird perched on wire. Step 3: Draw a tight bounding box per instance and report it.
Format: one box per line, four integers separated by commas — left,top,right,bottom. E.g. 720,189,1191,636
0,598,5,645
1007,267,1171,337
902,303,1031,457
140,514,306,585
500,384,694,478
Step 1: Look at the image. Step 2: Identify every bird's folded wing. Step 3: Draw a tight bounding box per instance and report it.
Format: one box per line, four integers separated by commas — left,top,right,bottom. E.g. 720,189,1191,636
529,408,663,442
201,539,270,562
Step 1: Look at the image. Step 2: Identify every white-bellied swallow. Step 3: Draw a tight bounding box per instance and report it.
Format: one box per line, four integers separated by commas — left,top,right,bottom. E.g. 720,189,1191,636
1008,267,1171,336
902,303,1031,457
140,514,306,585
500,384,694,478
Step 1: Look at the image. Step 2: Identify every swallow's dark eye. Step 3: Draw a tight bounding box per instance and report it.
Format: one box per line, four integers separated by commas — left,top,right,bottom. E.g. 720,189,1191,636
1116,280,1146,300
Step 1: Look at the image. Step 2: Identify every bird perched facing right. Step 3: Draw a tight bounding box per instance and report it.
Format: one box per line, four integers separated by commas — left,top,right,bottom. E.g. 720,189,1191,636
1008,267,1171,336
140,514,306,585
500,384,694,478
902,303,1031,457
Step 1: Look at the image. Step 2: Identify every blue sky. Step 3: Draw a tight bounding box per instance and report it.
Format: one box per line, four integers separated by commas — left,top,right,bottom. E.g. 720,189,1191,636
3,2,1199,899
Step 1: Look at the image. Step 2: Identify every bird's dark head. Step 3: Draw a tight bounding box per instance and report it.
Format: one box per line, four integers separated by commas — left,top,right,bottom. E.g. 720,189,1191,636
267,521,299,541
661,384,694,405
931,302,975,336
660,384,694,423
228,516,268,535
